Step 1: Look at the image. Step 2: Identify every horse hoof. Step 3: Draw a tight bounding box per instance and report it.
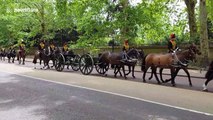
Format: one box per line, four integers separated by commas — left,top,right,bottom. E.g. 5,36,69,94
133,76,136,79
203,89,208,92
189,84,193,87
172,84,176,87
158,82,161,85
143,80,146,83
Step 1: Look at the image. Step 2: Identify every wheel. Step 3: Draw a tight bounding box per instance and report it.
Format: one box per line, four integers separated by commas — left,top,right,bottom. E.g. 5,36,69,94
71,54,80,71
54,53,65,71
95,62,109,74
79,54,94,75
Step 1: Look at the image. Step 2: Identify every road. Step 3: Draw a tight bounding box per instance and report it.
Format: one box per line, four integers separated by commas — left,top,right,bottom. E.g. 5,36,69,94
0,60,213,120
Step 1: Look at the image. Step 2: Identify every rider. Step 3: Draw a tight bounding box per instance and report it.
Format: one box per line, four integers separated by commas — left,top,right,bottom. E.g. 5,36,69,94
62,42,69,55
121,39,130,62
38,40,45,58
168,33,177,53
49,41,56,53
17,40,26,60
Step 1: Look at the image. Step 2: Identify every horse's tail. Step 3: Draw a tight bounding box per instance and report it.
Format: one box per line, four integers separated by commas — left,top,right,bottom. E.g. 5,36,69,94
141,54,147,72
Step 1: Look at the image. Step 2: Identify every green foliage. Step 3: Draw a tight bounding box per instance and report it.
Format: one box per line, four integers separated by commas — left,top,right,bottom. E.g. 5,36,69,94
0,0,212,51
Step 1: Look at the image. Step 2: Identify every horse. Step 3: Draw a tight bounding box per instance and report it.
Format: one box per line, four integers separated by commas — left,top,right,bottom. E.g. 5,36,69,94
17,48,26,65
141,47,196,86
33,45,51,69
7,48,16,63
203,61,213,91
148,43,201,86
114,49,144,78
0,48,7,61
98,48,142,79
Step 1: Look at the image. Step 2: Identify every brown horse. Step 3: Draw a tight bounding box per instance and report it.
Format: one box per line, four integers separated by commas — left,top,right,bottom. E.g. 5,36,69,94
141,47,196,86
148,43,201,86
17,48,26,65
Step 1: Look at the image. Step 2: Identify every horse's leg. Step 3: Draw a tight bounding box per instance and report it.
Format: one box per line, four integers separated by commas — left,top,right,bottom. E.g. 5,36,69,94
125,65,131,76
51,58,55,68
143,67,149,83
203,79,211,91
153,67,161,84
159,68,165,83
114,65,118,77
170,68,176,86
118,66,123,77
12,57,14,63
164,68,174,83
182,67,192,86
131,65,136,78
148,67,154,80
122,65,127,79
22,56,25,65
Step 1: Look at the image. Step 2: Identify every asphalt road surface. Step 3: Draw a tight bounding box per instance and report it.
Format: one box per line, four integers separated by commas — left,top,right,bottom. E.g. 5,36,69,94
1,59,213,119
0,71,213,120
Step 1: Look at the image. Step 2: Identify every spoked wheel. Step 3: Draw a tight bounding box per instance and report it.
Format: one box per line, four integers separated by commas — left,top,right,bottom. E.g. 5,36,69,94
79,54,94,75
95,62,109,74
54,53,65,72
71,54,80,71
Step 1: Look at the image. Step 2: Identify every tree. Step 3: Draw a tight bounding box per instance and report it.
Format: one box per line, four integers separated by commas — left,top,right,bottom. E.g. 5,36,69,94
184,0,198,43
199,0,209,64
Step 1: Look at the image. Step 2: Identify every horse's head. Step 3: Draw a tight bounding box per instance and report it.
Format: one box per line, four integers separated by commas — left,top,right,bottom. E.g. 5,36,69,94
127,48,143,59
188,43,201,55
184,48,196,62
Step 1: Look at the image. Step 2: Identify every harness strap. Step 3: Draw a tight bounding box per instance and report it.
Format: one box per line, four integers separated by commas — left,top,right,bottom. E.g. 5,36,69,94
173,51,188,67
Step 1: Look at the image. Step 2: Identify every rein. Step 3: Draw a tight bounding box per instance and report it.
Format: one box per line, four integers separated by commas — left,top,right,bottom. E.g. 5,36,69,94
173,48,195,67
173,51,188,67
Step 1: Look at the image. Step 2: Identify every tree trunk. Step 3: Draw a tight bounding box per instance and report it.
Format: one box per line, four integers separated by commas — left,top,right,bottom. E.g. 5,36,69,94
184,0,198,42
120,0,129,41
199,0,209,66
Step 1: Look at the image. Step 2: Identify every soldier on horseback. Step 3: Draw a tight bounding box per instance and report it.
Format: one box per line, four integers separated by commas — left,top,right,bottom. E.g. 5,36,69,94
121,39,130,62
49,41,56,53
38,40,45,58
17,40,25,60
168,33,178,53
62,42,69,55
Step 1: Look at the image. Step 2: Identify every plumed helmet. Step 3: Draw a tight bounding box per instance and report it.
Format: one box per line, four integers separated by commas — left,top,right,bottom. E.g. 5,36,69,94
170,33,175,39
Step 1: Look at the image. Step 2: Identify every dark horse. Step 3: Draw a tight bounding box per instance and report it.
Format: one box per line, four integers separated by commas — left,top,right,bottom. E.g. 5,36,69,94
98,48,142,79
148,43,201,86
114,49,144,78
203,61,213,91
141,46,196,86
33,45,52,69
0,48,7,61
7,48,16,63
17,47,26,65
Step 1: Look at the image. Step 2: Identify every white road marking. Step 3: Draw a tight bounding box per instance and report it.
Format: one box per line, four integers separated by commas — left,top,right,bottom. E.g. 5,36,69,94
1,70,213,116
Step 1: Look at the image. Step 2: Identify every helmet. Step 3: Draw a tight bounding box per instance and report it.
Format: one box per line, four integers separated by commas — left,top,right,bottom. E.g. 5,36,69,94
170,33,175,39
